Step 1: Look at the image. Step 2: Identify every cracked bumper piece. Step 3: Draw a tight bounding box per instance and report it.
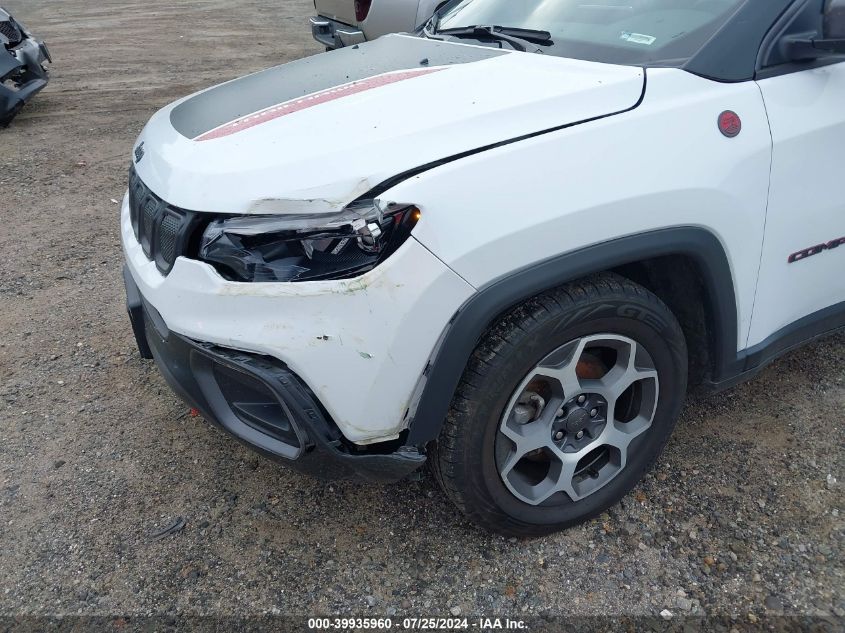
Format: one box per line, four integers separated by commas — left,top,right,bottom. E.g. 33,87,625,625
1,30,50,127
310,15,366,49
124,266,427,483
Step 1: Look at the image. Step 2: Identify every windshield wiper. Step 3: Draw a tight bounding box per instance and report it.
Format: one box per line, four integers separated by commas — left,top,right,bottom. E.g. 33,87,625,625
433,25,553,52
422,11,441,37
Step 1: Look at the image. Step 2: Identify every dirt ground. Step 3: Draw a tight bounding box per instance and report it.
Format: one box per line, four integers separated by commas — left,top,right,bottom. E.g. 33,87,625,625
0,0,843,624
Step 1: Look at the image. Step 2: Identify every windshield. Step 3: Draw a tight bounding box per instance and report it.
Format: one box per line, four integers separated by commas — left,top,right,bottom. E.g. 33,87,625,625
434,0,746,66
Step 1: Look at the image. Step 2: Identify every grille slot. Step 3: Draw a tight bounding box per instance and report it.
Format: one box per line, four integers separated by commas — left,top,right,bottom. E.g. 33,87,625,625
141,198,158,258
127,167,197,275
157,212,181,268
0,20,22,45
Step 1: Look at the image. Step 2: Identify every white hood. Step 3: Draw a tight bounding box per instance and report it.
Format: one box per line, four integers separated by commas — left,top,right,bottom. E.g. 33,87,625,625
134,35,644,215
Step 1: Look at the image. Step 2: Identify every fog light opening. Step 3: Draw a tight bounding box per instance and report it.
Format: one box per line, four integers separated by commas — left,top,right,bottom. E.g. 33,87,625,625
212,363,301,449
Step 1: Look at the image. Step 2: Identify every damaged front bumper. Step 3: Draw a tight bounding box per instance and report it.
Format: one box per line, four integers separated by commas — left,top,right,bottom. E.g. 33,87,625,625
123,265,427,483
119,190,475,446
119,183,475,480
1,8,50,127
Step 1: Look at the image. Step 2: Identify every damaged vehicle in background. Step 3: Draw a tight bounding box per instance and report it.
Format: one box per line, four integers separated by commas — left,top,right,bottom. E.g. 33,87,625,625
123,0,845,536
311,0,445,48
0,6,50,127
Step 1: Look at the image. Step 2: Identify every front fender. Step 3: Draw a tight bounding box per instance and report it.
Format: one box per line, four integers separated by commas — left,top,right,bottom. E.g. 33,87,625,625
384,67,770,350
377,68,772,445
404,227,739,445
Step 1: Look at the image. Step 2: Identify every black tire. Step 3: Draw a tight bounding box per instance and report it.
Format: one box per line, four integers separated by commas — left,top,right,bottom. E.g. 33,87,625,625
430,273,688,537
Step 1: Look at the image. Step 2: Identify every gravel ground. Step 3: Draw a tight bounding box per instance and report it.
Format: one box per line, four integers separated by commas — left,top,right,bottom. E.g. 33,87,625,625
0,0,843,626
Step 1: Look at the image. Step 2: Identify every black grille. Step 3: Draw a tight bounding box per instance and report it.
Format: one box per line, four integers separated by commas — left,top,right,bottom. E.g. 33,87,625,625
0,20,22,45
128,167,198,275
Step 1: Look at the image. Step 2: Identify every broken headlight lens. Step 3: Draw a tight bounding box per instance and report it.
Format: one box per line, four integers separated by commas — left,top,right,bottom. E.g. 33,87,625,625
198,201,421,283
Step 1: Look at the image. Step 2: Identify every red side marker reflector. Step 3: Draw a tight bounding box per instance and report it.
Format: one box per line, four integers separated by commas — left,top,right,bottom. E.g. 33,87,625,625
355,0,372,22
718,110,741,138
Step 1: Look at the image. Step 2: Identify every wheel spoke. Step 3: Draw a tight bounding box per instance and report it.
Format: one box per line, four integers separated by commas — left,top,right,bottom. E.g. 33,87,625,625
613,365,658,400
502,447,581,505
524,476,561,505
500,418,552,462
587,339,659,403
535,365,582,399
600,428,634,469
534,338,587,397
498,450,523,480
548,446,586,501
537,455,580,504
600,415,652,469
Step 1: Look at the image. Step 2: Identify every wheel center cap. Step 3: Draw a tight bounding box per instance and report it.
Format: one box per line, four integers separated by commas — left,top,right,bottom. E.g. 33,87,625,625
565,408,590,433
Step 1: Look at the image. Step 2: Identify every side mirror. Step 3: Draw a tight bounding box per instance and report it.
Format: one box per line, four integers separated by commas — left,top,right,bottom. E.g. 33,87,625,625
787,0,845,59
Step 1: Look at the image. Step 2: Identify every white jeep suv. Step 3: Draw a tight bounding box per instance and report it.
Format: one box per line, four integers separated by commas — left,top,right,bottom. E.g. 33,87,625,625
122,0,845,535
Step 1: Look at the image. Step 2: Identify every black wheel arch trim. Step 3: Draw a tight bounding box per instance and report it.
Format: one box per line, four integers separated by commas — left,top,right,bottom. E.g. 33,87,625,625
406,226,740,446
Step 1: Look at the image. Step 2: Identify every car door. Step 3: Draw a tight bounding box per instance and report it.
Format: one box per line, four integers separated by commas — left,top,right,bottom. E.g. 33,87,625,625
748,0,845,350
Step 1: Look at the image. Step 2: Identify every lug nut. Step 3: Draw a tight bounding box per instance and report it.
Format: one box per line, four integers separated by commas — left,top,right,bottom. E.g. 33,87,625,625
577,395,586,405
589,408,597,417
556,407,566,418
575,430,585,440
554,431,564,441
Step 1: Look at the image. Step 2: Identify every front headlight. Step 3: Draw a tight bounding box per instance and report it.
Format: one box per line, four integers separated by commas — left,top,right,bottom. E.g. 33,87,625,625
198,200,421,283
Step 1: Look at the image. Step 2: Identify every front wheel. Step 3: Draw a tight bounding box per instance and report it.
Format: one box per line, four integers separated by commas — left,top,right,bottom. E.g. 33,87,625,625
430,273,688,536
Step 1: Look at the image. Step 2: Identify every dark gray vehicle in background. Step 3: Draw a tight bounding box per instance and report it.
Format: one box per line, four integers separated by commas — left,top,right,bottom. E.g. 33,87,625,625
1,6,50,127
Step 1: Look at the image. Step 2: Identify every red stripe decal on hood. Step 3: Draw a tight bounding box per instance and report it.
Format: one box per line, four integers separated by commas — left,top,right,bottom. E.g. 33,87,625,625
195,67,445,141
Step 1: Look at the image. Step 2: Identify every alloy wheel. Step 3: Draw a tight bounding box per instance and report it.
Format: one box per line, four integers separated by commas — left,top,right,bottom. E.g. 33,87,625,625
495,334,659,506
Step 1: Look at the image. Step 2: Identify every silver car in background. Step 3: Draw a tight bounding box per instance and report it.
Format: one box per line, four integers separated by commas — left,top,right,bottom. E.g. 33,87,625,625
311,0,444,48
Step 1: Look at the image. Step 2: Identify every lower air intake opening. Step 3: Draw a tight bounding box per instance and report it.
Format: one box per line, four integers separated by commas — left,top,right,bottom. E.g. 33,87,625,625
212,363,302,450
